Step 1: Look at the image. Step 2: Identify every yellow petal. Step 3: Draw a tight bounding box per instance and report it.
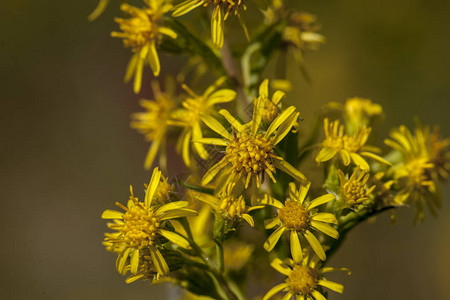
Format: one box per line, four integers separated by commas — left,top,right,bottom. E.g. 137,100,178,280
156,201,189,215
133,56,144,94
264,226,286,251
311,290,327,300
125,274,144,284
319,267,351,275
360,151,392,165
270,258,291,276
130,248,140,274
311,220,339,239
193,138,228,146
271,111,299,145
273,159,307,182
272,90,286,105
149,245,169,275
200,114,233,140
263,283,289,300
304,230,326,261
297,182,311,205
317,279,344,293
259,79,269,99
147,40,160,77
201,157,228,185
350,153,370,170
206,89,236,106
159,208,198,220
311,213,338,224
159,229,190,249
264,217,281,229
260,194,284,209
145,167,161,207
242,214,254,227
158,27,177,39
315,147,338,163
219,109,243,131
308,194,335,210
101,209,123,219
339,149,351,166
181,129,192,167
124,52,139,83
117,248,131,273
144,139,161,170
192,122,209,159
172,0,204,17
211,6,224,48
88,0,110,21
290,231,303,264
265,106,296,138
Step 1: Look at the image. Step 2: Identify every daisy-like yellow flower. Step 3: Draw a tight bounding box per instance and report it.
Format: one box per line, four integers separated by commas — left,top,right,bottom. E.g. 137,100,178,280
316,118,391,170
263,253,349,300
170,77,236,167
195,182,263,227
102,168,197,277
262,182,338,261
338,166,375,207
385,124,448,222
112,1,177,93
194,89,306,189
172,0,247,48
283,12,325,53
131,82,174,170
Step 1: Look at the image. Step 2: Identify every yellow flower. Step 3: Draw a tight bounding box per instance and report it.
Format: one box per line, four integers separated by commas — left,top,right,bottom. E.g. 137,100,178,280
316,118,391,170
194,88,306,189
102,168,197,277
344,97,383,134
112,1,177,93
338,166,375,207
131,82,174,170
170,77,236,167
261,182,338,261
172,0,247,48
263,253,349,300
385,124,448,223
194,182,264,227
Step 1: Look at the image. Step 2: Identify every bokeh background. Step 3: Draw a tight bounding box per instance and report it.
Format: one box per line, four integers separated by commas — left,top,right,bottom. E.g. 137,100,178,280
1,0,450,299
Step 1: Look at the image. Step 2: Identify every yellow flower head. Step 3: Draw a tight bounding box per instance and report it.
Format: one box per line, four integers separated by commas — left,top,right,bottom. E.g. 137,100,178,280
263,254,349,300
131,82,175,170
338,166,376,207
283,12,325,51
173,0,247,48
316,118,391,170
195,182,263,227
112,1,177,93
102,168,197,277
343,97,383,134
170,77,236,167
195,83,306,189
385,124,448,223
262,182,338,261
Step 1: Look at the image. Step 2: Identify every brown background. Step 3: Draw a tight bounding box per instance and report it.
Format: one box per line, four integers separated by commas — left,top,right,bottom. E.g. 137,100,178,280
1,0,449,299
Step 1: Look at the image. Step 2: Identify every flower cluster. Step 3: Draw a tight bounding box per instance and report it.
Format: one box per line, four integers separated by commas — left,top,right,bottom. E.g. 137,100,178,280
92,1,449,299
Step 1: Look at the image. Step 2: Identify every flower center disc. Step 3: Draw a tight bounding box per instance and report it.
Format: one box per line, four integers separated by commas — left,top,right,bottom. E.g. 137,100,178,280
121,205,160,248
278,200,310,231
344,180,366,204
288,265,319,294
220,195,246,218
226,133,274,176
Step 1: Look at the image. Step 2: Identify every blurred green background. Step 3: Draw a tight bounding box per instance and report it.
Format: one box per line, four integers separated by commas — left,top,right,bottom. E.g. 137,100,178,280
1,0,449,299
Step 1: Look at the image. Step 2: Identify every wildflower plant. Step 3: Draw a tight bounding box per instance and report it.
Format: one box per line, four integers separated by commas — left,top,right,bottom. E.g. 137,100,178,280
91,1,450,299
